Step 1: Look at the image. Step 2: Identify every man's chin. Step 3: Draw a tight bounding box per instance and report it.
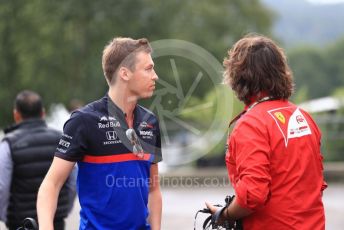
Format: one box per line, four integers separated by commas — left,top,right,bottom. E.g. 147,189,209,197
141,92,154,99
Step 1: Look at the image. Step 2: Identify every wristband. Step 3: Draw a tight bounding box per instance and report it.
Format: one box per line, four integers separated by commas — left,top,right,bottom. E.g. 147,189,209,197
211,206,226,226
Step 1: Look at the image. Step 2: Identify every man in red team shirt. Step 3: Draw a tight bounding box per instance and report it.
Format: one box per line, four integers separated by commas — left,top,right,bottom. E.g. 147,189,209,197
206,34,327,230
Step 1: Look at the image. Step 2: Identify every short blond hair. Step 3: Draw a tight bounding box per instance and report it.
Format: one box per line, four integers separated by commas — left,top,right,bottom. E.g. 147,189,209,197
102,37,152,84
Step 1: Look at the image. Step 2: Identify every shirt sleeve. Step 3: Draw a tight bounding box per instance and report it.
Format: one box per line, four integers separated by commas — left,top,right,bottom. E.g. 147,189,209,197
0,141,12,222
230,118,272,211
55,112,88,162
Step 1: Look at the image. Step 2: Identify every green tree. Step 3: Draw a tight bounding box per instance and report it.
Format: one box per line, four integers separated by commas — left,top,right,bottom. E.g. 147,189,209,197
288,37,344,101
319,88,344,161
0,0,274,128
288,46,330,99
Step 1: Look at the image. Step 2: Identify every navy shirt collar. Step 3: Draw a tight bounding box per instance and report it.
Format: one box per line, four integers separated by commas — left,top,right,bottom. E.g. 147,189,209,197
105,94,139,129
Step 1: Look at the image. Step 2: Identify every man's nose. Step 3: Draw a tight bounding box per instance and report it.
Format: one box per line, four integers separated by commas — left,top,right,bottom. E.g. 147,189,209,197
152,71,159,81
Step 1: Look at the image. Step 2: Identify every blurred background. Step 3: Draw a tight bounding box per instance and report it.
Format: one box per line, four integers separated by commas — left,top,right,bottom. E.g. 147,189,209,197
0,0,344,229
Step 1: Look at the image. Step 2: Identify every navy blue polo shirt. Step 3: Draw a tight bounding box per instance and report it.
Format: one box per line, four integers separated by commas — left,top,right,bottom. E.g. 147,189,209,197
55,95,162,230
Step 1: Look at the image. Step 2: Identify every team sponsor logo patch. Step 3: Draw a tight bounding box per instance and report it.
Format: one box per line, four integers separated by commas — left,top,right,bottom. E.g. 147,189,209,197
98,121,121,129
106,131,118,140
100,116,108,121
103,131,122,145
99,116,116,121
57,136,71,153
274,112,285,124
287,108,311,139
59,139,70,148
62,133,73,140
268,107,311,147
139,121,154,129
98,116,120,129
139,130,153,139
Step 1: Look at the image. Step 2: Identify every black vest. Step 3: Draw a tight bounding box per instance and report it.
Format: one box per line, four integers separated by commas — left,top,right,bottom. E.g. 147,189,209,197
3,119,71,230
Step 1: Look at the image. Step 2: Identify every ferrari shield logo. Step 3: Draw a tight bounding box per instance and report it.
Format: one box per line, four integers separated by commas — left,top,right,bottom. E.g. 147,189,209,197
274,112,285,124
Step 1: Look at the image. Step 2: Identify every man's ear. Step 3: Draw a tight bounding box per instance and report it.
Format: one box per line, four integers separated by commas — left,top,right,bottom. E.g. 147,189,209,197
41,108,46,119
118,66,131,81
13,109,22,124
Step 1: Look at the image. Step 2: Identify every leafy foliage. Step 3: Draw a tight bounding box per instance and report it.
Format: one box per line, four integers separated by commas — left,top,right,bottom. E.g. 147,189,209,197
0,0,273,128
289,37,344,101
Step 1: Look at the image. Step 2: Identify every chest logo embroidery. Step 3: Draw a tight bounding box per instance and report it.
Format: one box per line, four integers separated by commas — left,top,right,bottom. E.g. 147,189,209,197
106,131,118,140
287,108,311,139
103,131,122,145
274,112,285,124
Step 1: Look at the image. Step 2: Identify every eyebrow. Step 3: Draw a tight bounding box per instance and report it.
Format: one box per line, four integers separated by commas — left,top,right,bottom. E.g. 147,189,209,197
146,63,154,68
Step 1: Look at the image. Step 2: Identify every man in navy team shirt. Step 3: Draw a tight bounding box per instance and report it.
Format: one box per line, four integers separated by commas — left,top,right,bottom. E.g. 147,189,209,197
37,37,162,230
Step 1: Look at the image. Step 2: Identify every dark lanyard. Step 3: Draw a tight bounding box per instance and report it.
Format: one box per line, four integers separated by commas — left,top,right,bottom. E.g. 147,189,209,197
228,96,273,129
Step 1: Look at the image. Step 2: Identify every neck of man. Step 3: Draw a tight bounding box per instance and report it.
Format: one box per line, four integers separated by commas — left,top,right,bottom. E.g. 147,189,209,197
108,83,137,119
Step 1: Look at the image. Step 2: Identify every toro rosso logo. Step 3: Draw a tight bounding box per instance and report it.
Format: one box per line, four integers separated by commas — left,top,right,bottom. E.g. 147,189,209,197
139,121,153,129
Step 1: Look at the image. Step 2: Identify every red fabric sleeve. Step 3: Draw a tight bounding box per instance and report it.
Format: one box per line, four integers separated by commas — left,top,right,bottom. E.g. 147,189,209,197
230,117,272,211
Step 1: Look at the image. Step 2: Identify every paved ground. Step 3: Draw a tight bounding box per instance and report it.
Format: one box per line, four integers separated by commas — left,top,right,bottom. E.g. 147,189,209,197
1,183,342,230
63,183,344,230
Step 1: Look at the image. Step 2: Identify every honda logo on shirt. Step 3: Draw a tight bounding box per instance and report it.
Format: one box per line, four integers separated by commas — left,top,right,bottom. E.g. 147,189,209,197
106,131,118,140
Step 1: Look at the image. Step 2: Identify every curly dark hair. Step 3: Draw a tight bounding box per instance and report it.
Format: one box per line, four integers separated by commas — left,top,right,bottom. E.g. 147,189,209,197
223,34,294,105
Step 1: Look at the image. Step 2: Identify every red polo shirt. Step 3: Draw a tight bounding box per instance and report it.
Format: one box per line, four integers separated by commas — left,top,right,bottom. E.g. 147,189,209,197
226,100,326,230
